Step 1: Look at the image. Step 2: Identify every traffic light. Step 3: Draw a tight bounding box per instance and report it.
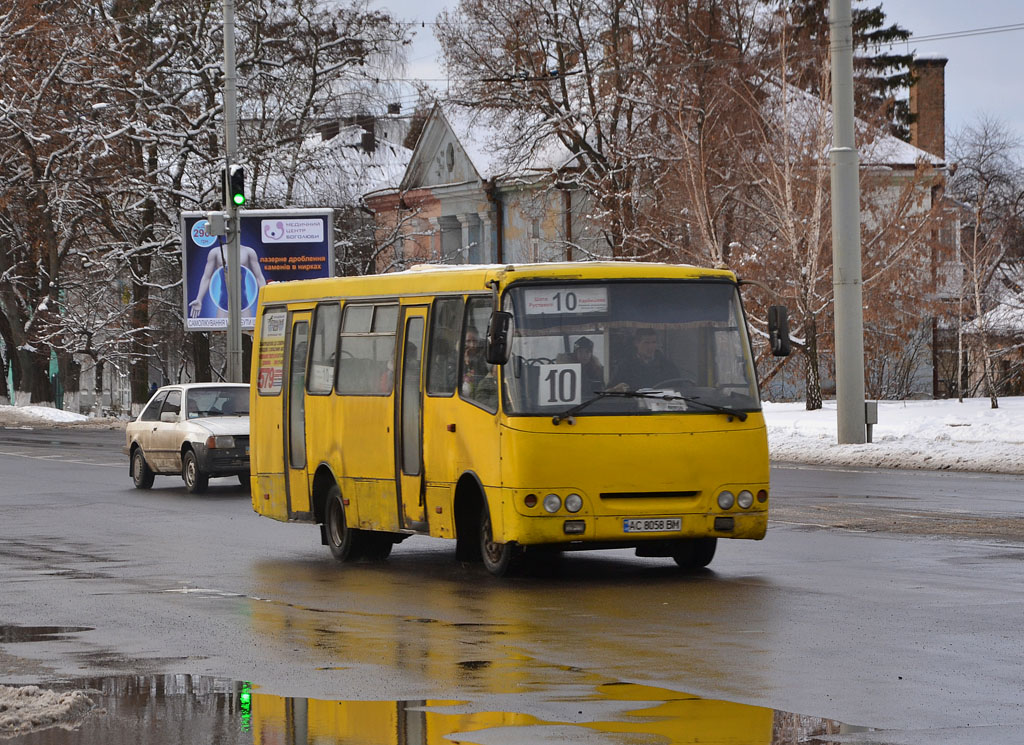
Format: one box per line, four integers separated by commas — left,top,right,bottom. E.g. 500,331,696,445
222,165,245,207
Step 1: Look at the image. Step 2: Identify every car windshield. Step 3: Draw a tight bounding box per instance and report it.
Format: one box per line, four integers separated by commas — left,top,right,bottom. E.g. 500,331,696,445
185,387,250,418
501,280,760,416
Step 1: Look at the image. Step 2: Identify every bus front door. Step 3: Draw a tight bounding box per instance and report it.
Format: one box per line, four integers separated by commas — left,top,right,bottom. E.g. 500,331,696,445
396,307,427,530
285,312,311,516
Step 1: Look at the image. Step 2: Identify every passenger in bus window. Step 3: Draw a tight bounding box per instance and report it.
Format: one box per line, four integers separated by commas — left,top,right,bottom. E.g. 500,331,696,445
461,327,488,397
568,336,605,395
611,328,678,390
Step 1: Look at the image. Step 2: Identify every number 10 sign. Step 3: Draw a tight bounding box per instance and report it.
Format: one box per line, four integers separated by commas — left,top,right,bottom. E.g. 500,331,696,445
538,363,582,406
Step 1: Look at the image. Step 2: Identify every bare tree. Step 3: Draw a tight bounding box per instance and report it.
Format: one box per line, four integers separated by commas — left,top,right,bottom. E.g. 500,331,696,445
947,117,1024,409
735,14,942,409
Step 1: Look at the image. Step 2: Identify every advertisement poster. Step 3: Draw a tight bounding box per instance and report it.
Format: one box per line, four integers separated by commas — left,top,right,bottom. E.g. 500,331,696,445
181,209,333,331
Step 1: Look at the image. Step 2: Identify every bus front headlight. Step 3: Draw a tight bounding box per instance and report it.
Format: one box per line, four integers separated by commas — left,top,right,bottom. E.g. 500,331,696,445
717,491,735,510
737,490,754,509
565,493,583,513
543,494,562,513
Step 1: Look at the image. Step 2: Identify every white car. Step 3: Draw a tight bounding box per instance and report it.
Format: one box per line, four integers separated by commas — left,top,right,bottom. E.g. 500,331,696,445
125,383,250,493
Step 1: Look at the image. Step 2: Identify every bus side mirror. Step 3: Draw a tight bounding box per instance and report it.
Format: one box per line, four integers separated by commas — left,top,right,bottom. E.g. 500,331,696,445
768,306,792,357
485,311,513,365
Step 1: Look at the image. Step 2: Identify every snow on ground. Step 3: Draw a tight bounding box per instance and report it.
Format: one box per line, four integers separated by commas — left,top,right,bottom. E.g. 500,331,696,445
0,685,97,738
1,397,1023,474
765,397,1024,474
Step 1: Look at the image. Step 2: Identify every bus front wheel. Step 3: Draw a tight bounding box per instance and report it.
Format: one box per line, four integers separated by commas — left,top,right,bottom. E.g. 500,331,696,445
325,486,363,562
671,537,717,569
480,504,520,576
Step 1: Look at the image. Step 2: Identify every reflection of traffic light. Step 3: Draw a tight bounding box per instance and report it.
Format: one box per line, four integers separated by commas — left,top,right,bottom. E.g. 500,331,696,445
222,165,245,207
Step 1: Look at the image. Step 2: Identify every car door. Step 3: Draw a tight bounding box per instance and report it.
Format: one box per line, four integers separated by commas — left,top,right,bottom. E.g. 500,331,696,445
130,390,167,468
150,388,184,473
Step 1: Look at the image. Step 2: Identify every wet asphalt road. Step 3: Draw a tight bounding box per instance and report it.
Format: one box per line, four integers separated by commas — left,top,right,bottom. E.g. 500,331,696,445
1,427,1023,743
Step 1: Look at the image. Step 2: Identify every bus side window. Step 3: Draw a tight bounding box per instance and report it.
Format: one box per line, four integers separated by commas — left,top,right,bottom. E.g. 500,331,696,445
308,302,341,394
336,303,398,395
426,297,462,396
460,297,497,412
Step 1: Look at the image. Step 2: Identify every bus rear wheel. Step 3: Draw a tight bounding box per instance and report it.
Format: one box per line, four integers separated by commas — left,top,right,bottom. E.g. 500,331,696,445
480,504,520,576
325,486,364,562
671,537,717,569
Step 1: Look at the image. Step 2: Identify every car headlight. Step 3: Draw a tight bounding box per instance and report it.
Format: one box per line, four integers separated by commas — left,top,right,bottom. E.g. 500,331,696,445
206,435,235,449
737,490,754,509
564,493,583,513
543,494,562,513
717,490,735,510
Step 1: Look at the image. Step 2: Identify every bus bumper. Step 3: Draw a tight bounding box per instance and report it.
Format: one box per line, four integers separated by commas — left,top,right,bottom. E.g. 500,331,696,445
504,510,767,548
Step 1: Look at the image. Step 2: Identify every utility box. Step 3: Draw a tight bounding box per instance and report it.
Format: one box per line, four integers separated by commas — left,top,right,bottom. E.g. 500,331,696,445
865,401,879,443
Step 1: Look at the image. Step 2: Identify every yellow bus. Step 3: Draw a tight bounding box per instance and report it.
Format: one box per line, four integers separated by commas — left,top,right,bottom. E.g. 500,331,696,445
249,262,790,575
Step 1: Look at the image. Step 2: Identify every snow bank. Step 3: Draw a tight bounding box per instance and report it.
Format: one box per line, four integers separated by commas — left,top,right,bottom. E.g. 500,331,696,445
764,397,1024,474
0,685,96,737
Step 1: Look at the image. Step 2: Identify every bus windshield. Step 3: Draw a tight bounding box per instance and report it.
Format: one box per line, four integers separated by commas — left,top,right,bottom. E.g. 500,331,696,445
502,280,760,416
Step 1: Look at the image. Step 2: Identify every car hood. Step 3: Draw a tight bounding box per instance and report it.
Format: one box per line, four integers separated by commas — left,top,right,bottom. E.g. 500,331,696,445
190,416,250,436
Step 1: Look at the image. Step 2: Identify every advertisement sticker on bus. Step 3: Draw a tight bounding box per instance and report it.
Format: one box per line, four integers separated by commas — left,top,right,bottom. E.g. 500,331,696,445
257,310,287,395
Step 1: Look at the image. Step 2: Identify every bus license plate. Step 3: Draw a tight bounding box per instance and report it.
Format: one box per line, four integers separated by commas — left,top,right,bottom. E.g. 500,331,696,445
623,518,682,533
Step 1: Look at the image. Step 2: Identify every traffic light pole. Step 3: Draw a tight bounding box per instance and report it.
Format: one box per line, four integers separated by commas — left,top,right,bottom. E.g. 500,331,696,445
223,0,244,383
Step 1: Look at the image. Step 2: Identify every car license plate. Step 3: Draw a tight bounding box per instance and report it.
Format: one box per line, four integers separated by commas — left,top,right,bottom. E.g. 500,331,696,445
623,518,682,533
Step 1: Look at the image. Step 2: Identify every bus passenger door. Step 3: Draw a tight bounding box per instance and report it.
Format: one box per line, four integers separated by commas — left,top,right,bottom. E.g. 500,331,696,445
285,312,311,516
396,307,427,530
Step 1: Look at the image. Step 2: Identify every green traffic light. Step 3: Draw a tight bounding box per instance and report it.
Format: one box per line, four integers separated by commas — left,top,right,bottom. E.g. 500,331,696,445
232,193,245,206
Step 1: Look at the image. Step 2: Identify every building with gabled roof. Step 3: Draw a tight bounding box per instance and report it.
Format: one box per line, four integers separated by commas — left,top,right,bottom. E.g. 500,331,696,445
362,103,606,272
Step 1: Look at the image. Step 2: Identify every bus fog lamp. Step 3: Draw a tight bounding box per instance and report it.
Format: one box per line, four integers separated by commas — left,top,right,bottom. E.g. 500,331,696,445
717,491,735,510
565,493,583,513
563,520,586,534
543,494,562,513
737,490,754,509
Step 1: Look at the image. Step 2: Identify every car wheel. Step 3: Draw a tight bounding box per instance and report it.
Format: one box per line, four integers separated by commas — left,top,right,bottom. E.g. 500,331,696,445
238,472,250,489
480,503,520,577
325,485,364,562
131,448,155,490
182,449,209,494
671,537,717,569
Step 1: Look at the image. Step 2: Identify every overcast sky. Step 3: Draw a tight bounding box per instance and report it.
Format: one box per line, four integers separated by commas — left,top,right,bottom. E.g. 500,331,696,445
372,1,1024,155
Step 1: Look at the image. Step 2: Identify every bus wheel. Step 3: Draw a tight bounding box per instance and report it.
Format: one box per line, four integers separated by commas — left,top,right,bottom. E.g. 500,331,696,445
671,537,717,569
325,486,363,562
479,504,519,577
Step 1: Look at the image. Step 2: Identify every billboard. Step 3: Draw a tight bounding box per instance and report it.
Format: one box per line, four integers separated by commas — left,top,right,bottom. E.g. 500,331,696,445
181,208,334,331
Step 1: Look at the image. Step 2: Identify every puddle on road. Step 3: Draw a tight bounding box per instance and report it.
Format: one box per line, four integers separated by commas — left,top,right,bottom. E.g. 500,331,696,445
0,674,871,745
0,625,94,643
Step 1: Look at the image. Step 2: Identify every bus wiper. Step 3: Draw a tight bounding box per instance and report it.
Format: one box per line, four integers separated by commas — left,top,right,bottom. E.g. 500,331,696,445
552,390,747,424
551,391,633,424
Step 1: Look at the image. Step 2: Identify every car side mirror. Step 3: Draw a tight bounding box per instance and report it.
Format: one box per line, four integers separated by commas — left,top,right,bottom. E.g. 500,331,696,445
485,311,513,365
160,411,177,423
768,306,792,357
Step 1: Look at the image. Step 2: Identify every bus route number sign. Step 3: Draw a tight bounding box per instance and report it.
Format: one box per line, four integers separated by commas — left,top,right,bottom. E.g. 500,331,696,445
524,287,608,315
537,363,582,407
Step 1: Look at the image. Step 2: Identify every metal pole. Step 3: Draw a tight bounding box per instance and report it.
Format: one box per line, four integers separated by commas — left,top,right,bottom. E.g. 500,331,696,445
829,0,866,444
224,0,243,382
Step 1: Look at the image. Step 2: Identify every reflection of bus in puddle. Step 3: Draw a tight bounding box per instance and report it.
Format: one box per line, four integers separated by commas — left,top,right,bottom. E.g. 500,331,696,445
247,681,847,744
